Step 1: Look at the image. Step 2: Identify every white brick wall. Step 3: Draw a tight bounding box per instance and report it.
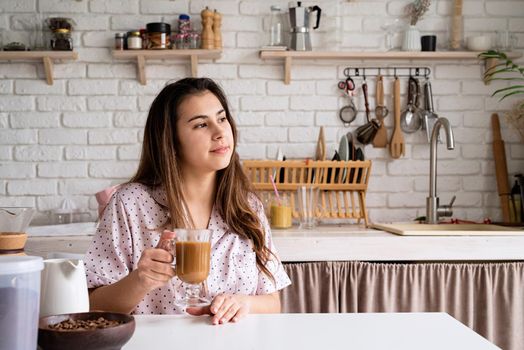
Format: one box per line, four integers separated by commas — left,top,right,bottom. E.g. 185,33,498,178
0,0,522,224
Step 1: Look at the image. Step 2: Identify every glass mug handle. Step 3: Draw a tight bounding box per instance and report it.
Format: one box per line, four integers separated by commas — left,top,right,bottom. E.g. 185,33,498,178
157,230,177,267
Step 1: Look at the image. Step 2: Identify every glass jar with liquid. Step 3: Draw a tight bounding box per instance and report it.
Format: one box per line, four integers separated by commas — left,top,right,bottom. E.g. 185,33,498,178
270,195,292,229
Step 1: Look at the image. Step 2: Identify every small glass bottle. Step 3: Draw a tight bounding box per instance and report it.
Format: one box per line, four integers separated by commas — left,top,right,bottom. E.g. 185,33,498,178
178,14,191,34
127,31,142,50
188,31,200,49
114,32,125,50
139,28,148,49
174,32,187,49
268,5,283,46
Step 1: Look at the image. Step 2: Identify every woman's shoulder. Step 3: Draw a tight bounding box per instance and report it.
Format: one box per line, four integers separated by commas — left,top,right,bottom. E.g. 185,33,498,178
113,182,168,210
112,182,152,201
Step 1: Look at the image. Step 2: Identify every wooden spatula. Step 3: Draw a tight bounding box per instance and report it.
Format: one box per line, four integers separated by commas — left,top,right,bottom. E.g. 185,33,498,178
389,77,405,158
373,75,388,148
492,113,511,222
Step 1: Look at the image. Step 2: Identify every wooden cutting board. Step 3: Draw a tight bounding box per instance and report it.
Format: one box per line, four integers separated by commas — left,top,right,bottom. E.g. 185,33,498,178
315,126,326,161
492,113,511,222
371,223,524,236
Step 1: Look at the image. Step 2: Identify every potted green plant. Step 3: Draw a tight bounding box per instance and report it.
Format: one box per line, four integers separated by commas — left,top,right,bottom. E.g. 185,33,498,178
479,50,524,142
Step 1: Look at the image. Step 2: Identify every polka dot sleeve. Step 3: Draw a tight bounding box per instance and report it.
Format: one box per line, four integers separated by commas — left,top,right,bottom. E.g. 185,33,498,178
251,196,292,295
84,193,133,288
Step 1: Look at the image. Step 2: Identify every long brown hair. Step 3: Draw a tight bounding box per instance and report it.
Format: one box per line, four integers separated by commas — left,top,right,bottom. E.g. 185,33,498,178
130,78,274,282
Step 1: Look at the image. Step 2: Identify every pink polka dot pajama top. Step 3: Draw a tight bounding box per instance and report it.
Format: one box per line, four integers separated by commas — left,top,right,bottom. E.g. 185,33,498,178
84,182,291,314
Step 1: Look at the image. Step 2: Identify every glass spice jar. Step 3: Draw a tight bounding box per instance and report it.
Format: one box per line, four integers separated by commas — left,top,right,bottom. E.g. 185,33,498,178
174,32,188,49
50,28,73,51
178,14,191,33
127,31,142,50
114,32,125,50
146,22,171,49
188,31,200,49
139,28,148,49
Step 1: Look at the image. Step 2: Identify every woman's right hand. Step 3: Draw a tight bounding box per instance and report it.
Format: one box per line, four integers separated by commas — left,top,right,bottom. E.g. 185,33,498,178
134,248,176,292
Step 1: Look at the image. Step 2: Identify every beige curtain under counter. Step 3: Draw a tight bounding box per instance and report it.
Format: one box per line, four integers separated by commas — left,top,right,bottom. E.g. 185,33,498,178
281,261,524,350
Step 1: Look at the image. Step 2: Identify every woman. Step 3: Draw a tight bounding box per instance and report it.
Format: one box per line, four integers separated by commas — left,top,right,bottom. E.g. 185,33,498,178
85,78,291,325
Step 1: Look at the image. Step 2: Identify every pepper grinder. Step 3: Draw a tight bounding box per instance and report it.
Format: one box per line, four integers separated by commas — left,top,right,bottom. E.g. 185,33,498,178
449,0,463,50
201,7,214,49
213,9,222,49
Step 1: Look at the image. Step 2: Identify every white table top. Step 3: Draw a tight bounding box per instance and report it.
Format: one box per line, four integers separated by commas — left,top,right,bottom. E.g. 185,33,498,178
123,313,499,350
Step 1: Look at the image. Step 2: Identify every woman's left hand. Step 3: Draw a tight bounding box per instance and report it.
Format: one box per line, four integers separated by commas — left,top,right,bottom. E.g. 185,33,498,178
186,294,251,325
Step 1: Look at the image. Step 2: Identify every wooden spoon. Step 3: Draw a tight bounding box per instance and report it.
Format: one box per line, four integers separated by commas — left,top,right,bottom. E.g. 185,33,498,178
372,75,388,148
389,77,405,158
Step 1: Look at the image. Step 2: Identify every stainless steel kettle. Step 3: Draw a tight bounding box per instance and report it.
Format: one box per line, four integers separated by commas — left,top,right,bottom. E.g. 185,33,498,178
289,1,321,51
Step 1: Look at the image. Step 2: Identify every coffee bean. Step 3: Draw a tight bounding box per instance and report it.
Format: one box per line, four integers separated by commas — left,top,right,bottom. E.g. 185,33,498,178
49,317,123,331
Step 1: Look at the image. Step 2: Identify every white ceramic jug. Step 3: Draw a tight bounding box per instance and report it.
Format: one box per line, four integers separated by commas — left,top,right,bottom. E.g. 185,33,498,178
40,258,89,317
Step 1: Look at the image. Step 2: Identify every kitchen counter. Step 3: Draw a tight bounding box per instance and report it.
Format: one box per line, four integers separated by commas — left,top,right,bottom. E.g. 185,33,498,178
25,223,524,261
27,223,523,349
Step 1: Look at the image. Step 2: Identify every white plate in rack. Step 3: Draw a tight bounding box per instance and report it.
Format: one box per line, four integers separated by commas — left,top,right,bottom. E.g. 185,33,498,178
338,134,349,182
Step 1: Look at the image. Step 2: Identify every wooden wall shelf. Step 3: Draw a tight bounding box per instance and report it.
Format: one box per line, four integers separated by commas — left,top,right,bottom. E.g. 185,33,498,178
259,50,523,84
112,49,222,85
0,51,78,85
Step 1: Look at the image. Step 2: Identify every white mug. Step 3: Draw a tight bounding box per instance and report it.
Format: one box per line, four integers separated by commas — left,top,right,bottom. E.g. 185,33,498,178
39,259,89,317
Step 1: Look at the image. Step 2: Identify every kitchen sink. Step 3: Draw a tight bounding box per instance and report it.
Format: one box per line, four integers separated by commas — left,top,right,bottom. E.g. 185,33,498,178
371,223,524,236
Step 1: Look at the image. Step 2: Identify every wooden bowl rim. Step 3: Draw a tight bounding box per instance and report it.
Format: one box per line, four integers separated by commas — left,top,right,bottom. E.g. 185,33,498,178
39,311,135,333
0,232,28,250
0,232,27,237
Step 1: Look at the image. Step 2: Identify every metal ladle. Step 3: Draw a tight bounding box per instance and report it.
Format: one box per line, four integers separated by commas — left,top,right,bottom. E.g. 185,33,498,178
400,76,422,133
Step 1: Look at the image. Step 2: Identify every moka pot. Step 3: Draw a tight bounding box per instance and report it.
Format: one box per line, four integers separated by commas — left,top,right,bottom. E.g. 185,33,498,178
289,1,321,51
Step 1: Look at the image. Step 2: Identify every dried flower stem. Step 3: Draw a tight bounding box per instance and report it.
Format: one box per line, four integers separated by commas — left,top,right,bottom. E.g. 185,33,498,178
405,0,431,26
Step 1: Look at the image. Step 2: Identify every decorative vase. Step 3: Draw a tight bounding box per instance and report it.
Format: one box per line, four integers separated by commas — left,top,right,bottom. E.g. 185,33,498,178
401,25,421,51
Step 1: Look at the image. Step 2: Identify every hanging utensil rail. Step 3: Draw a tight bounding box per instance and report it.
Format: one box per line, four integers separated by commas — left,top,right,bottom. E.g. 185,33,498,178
343,66,431,79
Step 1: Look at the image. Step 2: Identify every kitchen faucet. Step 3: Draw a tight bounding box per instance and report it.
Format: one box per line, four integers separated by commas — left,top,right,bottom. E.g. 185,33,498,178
426,117,456,224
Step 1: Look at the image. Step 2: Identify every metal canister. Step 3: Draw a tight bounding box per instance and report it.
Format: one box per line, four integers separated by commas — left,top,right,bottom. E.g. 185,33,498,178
114,32,125,50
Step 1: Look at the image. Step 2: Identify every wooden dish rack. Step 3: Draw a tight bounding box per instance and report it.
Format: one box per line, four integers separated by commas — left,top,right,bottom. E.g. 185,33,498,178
242,160,372,226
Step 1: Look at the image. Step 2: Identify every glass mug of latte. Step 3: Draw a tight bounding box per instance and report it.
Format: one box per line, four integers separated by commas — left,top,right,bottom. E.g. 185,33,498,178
158,228,212,307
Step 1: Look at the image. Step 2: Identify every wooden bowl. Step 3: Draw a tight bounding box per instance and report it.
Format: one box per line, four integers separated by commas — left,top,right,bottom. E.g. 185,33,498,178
38,312,135,350
0,232,27,252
